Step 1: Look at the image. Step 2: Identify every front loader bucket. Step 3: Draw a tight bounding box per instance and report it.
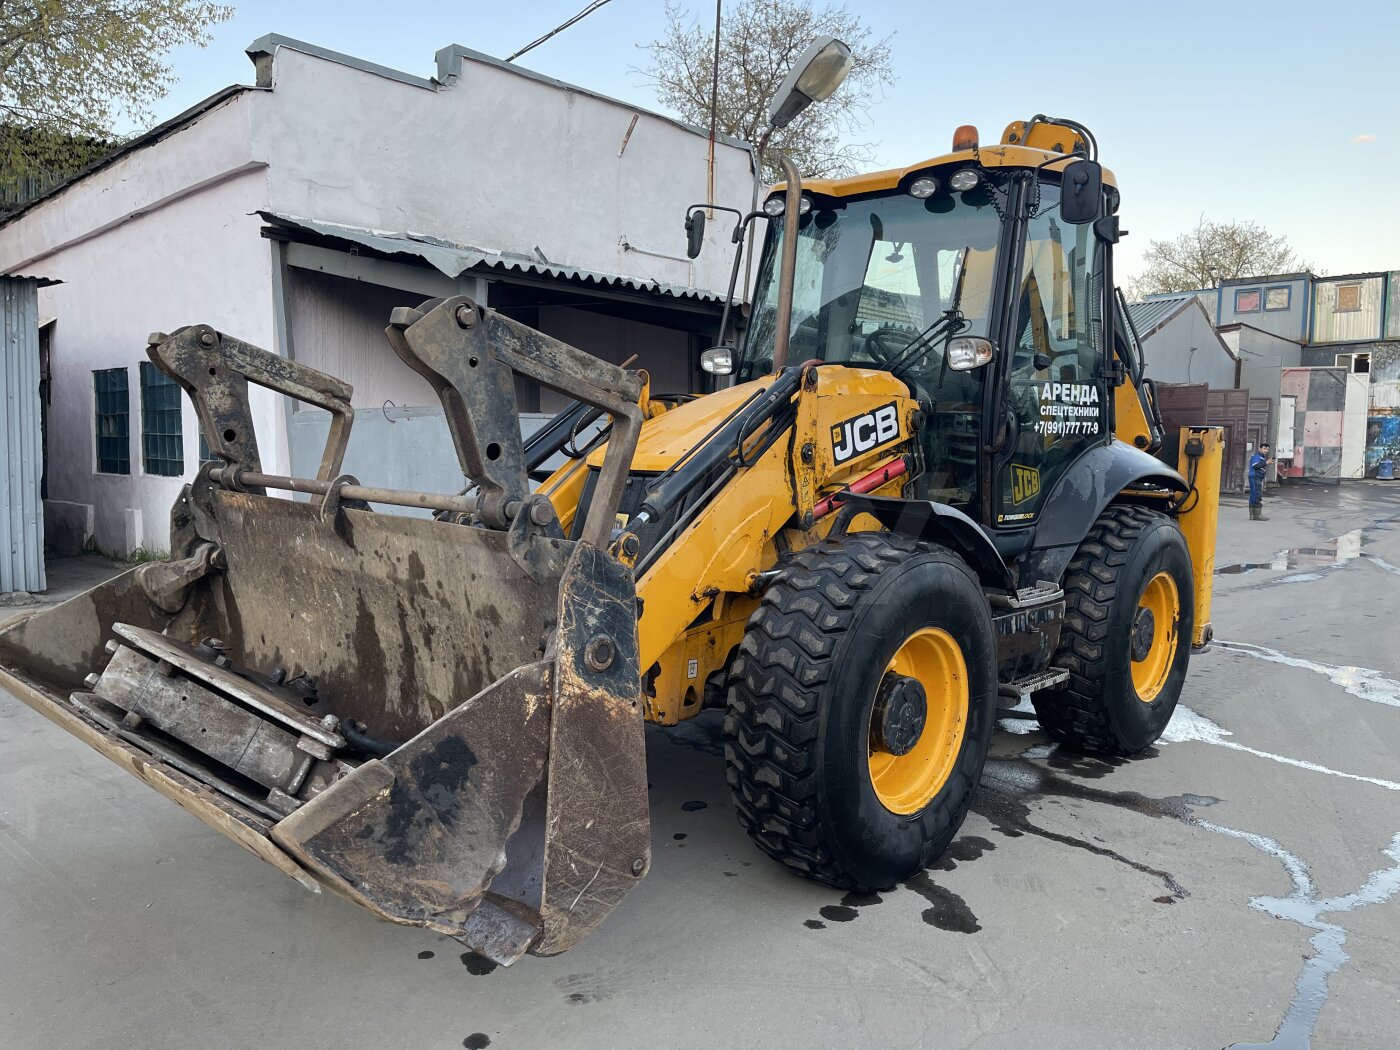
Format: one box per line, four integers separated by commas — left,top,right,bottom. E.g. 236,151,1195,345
0,297,650,963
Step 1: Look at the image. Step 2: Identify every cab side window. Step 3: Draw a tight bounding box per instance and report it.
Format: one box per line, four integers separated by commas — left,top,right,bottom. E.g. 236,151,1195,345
995,186,1106,525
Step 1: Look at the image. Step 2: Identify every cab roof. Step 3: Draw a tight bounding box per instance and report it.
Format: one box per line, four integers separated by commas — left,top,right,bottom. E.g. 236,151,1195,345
774,120,1118,199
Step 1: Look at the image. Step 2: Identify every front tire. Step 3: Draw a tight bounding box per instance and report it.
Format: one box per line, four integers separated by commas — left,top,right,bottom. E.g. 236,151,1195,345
724,532,997,890
1032,504,1194,755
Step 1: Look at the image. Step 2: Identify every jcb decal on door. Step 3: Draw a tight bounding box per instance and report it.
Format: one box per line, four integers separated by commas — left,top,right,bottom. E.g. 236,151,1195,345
1011,463,1040,505
831,402,899,464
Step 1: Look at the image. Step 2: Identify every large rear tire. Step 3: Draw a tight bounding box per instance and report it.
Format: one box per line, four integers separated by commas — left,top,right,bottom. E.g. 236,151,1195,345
724,532,997,890
1032,504,1193,755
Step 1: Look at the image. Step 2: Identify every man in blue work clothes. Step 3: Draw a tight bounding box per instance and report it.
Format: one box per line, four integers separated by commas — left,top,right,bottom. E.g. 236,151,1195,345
1248,442,1271,520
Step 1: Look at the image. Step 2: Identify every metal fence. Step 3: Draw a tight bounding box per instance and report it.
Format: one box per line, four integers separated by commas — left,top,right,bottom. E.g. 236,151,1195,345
1,276,45,591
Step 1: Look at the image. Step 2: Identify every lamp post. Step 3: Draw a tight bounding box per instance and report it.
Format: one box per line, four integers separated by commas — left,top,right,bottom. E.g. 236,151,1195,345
755,36,853,372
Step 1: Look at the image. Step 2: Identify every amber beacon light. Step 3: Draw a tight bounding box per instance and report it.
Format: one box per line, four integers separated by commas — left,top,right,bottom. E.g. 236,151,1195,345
952,125,979,150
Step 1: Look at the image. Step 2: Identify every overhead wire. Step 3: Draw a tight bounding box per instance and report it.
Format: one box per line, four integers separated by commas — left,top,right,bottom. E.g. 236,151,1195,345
506,0,614,63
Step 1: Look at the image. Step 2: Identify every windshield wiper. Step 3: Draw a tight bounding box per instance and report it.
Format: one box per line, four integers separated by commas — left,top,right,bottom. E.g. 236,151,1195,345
882,246,972,385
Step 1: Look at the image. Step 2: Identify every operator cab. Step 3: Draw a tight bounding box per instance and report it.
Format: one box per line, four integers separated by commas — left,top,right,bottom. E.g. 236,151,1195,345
732,121,1117,530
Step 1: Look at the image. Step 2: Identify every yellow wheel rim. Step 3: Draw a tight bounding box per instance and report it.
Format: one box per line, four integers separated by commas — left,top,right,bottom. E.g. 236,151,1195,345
1131,571,1180,702
868,627,969,815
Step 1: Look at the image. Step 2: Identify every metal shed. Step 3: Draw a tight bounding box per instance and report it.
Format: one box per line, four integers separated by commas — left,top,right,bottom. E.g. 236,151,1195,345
1,275,45,592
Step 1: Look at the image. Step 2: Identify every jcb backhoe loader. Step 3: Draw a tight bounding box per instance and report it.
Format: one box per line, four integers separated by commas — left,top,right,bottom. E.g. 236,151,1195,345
0,116,1220,965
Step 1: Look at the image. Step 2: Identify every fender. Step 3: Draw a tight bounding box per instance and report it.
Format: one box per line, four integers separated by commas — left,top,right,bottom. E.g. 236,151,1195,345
1031,440,1188,550
832,493,1015,593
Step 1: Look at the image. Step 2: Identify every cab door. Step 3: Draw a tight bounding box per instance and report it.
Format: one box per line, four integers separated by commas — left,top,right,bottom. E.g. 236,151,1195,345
993,187,1109,526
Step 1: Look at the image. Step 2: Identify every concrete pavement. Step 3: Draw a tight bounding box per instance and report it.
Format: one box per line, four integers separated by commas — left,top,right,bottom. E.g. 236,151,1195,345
2,482,1398,1049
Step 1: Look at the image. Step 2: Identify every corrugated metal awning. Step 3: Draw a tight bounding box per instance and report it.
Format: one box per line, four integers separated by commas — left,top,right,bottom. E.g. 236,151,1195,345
259,212,727,305
1126,294,1196,339
0,271,61,287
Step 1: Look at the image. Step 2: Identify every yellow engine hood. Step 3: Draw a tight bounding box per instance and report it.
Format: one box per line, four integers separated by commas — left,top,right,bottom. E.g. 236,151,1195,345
588,379,770,473
589,367,912,474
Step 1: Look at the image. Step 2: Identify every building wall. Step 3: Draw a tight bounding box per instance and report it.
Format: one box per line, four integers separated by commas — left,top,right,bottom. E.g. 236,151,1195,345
23,170,277,554
1216,276,1310,340
0,92,259,276
1140,304,1237,388
1386,274,1400,340
1311,275,1385,345
1366,343,1400,477
1223,326,1303,410
0,38,753,552
253,42,754,296
288,268,436,407
286,272,695,500
1278,367,1348,481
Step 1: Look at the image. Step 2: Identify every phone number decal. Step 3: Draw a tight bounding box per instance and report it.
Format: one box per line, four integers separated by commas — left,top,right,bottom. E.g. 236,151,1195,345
1034,419,1100,436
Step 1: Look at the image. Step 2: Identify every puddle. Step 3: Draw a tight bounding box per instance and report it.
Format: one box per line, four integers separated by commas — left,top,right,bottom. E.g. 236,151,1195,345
1216,509,1400,582
906,872,981,933
1215,641,1400,709
929,836,997,872
975,758,1197,899
841,890,883,907
1211,827,1400,1049
1215,531,1364,576
460,952,497,976
1162,703,1400,792
982,744,1400,1047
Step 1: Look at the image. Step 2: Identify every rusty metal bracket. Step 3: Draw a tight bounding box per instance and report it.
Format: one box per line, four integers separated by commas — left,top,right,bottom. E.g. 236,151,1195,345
147,326,355,491
133,541,224,614
317,475,372,524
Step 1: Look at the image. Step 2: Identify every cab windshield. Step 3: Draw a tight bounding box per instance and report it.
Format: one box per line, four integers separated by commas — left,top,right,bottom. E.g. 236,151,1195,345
737,186,1004,384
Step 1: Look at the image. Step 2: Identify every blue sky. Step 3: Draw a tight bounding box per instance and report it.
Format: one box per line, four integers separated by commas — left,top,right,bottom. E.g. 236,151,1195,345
148,0,1399,281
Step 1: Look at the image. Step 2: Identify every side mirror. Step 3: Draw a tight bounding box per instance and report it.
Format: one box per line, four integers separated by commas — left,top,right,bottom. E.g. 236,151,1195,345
700,346,735,376
1061,159,1103,224
685,208,707,259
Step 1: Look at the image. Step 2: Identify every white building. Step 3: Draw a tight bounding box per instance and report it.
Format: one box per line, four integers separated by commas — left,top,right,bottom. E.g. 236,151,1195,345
0,35,755,555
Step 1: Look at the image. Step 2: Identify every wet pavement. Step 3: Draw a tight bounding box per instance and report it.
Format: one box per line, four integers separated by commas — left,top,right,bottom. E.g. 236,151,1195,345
2,481,1399,1049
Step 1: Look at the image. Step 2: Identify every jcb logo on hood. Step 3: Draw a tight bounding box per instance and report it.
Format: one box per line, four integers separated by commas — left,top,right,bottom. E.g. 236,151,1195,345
831,402,899,464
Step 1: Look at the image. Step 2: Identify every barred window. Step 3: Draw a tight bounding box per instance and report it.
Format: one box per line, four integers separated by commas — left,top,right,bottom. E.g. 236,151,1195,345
93,368,130,475
139,362,184,476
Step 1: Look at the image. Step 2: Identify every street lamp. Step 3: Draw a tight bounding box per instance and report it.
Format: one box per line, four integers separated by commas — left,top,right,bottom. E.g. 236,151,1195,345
696,36,854,378
763,36,852,371
767,36,854,129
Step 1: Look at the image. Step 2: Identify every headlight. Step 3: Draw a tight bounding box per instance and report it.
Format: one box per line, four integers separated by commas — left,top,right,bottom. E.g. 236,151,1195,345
761,194,812,216
949,169,981,192
700,346,735,375
946,336,994,371
908,176,939,199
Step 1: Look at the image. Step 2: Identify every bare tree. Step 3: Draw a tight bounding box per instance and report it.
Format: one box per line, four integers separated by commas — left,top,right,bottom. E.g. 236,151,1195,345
640,0,895,181
0,0,232,187
1128,217,1312,298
